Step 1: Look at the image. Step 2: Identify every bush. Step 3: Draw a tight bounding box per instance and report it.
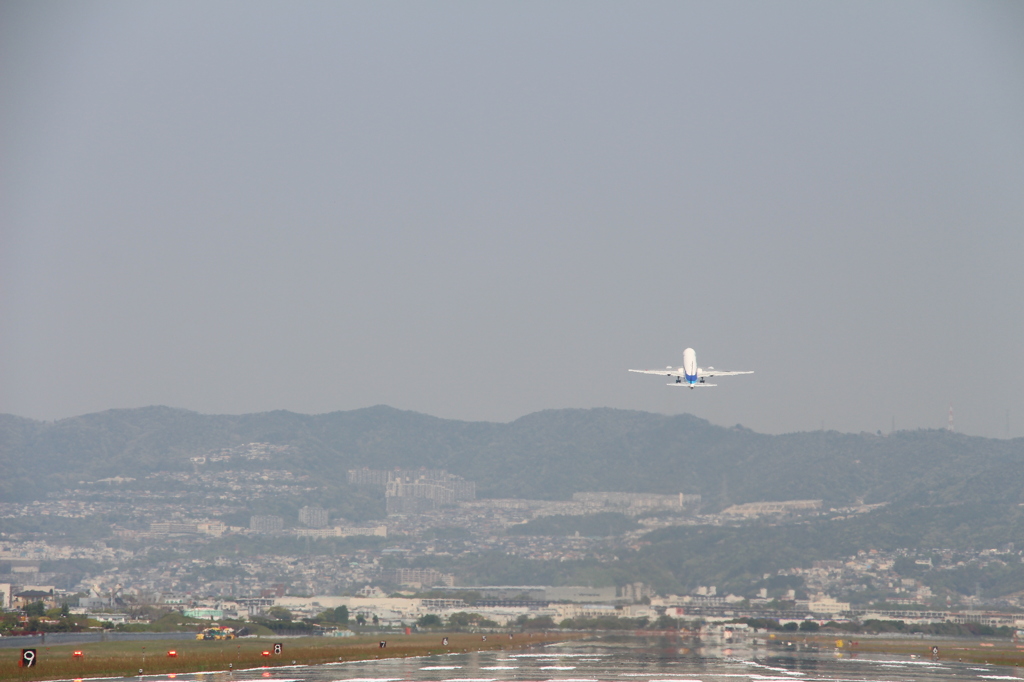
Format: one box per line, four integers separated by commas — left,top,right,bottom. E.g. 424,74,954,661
517,615,555,630
416,614,443,628
653,614,678,630
266,606,292,621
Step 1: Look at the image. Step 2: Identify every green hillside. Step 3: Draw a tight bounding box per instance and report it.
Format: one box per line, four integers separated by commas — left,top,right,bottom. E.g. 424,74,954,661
1,406,1021,510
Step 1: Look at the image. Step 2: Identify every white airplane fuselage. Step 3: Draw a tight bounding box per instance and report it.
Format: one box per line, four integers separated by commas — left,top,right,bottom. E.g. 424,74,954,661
681,347,699,386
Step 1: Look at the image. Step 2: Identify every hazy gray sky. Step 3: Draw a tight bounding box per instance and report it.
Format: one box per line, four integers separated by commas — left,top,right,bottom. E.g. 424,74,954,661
2,1,1022,437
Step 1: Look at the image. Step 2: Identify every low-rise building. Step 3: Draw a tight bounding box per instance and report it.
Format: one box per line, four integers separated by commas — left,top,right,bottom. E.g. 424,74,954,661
299,506,329,528
721,500,823,516
13,589,56,610
250,515,284,533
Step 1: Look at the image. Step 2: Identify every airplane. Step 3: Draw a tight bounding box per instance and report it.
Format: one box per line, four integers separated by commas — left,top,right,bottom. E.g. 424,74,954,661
629,347,752,388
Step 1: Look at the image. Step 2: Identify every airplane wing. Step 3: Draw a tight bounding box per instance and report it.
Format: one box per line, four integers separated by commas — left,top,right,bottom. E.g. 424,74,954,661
700,368,753,378
629,368,682,377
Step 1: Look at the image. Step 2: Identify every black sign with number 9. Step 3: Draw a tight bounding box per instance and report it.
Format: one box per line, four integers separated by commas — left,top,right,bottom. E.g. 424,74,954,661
21,649,37,667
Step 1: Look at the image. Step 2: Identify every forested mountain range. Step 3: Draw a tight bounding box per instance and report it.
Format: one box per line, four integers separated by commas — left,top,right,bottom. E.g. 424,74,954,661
1,405,1021,508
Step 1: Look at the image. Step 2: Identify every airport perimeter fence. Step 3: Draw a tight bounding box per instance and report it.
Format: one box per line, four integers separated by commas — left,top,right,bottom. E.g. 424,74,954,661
0,630,198,649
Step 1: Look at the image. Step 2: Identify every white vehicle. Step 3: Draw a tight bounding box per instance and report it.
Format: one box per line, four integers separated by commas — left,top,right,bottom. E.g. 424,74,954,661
629,347,752,389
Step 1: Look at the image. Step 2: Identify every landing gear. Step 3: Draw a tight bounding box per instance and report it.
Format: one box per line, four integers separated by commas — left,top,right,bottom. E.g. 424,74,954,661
699,377,705,383
676,377,682,384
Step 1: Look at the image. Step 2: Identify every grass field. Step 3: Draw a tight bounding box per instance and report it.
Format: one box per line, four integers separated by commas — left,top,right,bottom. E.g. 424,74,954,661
1,631,583,681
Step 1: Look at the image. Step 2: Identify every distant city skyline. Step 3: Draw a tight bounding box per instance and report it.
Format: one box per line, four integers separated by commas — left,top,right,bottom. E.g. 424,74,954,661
2,2,1022,438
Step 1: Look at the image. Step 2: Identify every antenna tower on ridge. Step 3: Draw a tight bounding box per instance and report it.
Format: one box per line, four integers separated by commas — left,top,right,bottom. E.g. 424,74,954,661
948,404,954,432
